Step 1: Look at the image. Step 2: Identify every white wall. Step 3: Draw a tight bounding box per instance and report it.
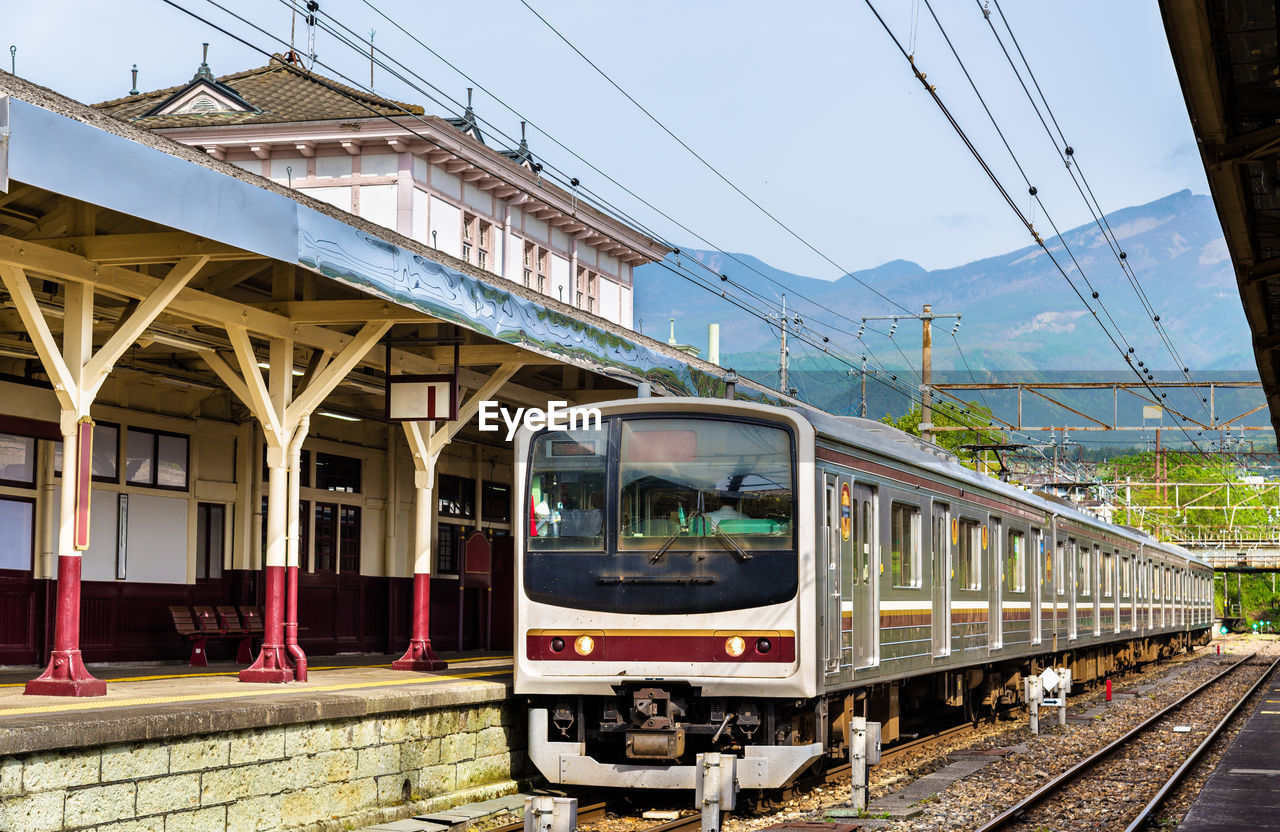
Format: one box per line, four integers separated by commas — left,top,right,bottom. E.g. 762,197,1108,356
359,184,398,230
316,155,352,179
124,493,189,584
599,278,621,324
429,196,462,257
300,186,352,213
620,286,633,329
412,188,430,245
507,233,524,281
361,152,398,176
551,254,571,304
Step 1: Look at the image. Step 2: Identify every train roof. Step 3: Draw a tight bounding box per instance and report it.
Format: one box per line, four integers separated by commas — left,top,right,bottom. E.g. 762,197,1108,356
795,407,1209,569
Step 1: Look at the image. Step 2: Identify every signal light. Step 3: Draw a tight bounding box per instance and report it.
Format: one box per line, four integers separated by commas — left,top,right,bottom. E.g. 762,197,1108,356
550,637,565,653
574,635,595,656
724,636,746,658
756,638,772,654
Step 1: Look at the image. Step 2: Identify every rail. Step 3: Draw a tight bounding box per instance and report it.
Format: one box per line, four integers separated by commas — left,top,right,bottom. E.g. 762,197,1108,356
973,652,1264,832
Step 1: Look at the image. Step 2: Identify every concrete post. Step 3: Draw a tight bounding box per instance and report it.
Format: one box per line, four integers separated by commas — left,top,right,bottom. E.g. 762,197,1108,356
701,752,722,832
851,715,868,811
1058,669,1071,727
1026,676,1042,735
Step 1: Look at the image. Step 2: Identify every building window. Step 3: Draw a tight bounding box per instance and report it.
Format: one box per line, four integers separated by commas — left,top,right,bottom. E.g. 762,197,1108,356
125,428,188,490
438,474,475,518
535,247,548,293
0,497,34,571
0,433,37,487
315,452,360,493
437,523,461,574
1007,529,1026,592
890,503,920,588
339,506,360,573
53,423,120,483
482,482,510,523
314,502,337,572
957,518,982,590
196,503,226,581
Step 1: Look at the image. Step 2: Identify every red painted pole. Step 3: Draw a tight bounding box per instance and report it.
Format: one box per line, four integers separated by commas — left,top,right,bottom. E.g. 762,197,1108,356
393,469,446,671
25,556,105,696
26,422,105,697
241,455,294,683
1105,678,1112,702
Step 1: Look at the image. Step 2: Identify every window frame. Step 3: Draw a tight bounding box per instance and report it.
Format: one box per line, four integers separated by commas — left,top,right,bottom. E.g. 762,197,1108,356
52,421,122,485
890,501,922,589
1007,528,1027,593
124,426,189,491
956,517,983,591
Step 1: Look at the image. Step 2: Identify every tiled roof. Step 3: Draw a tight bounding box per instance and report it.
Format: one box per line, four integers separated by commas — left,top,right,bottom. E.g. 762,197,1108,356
92,56,423,128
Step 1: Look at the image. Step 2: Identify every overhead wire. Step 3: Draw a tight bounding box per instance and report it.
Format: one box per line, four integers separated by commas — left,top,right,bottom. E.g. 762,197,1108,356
862,0,1217,458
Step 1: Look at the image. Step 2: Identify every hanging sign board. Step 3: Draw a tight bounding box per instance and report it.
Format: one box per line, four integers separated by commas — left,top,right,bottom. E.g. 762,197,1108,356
385,342,458,422
73,418,93,550
840,482,851,541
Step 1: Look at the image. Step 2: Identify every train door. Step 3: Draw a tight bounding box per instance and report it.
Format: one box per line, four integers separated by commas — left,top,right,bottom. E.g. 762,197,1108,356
989,517,1003,651
1067,538,1079,641
1093,545,1102,637
931,503,950,658
1030,528,1043,645
1054,536,1066,641
824,473,841,673
853,484,878,668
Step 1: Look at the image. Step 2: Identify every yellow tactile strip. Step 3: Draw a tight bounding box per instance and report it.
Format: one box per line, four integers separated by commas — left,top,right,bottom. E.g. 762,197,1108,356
0,665,510,718
0,654,511,689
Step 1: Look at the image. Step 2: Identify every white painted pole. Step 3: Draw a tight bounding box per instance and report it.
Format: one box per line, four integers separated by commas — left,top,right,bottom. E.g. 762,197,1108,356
708,323,720,366
701,752,722,832
851,715,868,811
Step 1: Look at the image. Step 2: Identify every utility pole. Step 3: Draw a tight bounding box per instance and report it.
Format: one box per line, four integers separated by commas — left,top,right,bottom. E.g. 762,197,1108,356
862,304,960,444
779,294,789,394
847,356,874,418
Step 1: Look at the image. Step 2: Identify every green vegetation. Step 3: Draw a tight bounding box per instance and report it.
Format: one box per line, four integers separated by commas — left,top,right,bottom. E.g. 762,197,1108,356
880,401,1003,474
1215,573,1280,629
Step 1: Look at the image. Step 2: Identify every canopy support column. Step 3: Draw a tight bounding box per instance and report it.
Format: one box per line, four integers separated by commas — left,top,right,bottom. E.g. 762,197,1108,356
394,361,521,671
1,257,207,696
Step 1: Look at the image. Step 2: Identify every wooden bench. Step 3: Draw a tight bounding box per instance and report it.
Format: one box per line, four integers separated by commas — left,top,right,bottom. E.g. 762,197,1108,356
216,605,256,664
168,605,210,667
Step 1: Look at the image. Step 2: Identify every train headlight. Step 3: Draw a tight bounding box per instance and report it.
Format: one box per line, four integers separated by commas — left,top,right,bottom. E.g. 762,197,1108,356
724,636,747,658
574,635,595,656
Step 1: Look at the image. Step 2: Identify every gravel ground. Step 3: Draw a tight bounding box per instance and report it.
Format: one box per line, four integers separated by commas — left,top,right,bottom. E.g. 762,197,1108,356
572,638,1254,832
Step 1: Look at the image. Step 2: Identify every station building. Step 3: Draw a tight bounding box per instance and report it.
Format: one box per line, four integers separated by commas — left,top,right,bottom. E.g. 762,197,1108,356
0,65,776,694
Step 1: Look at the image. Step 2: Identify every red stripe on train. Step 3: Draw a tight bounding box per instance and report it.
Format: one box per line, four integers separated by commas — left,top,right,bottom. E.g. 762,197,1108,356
526,634,796,663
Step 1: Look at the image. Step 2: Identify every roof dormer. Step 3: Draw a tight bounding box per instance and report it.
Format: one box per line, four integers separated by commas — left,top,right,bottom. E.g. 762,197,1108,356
144,43,256,118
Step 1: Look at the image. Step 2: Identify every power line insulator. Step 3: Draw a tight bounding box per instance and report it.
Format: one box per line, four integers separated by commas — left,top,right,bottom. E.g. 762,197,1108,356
1128,347,1135,353
1028,185,1037,196
1064,146,1074,156
1091,291,1098,299
720,274,728,282
1137,361,1144,367
1153,315,1160,322
1119,251,1127,260
1183,367,1189,373
570,177,580,187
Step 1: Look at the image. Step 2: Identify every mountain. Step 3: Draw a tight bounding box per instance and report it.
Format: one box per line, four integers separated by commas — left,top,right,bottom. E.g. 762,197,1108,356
635,190,1248,374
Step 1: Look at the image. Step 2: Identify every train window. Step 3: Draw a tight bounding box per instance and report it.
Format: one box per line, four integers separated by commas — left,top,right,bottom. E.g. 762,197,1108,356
1121,556,1131,598
1055,541,1066,595
617,418,793,552
1102,552,1113,598
528,429,607,551
1006,530,1026,592
890,503,920,588
957,518,982,591
1077,540,1091,597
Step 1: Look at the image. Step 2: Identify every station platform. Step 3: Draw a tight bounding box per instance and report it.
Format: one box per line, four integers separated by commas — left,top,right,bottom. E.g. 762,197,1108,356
0,653,520,832
1179,663,1280,831
0,651,512,754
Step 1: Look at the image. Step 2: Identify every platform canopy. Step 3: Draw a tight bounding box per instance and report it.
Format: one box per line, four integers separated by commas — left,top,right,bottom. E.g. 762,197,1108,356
1161,0,1280,442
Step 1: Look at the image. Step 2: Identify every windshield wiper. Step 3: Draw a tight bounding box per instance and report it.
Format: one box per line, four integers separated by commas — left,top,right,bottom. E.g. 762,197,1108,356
710,525,753,562
650,510,705,563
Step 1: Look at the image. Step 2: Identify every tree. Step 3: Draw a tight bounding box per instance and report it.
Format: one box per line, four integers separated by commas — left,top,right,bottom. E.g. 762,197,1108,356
881,401,1003,474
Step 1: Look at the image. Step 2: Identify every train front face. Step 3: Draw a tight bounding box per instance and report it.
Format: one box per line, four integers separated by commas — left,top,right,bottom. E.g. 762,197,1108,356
514,398,819,791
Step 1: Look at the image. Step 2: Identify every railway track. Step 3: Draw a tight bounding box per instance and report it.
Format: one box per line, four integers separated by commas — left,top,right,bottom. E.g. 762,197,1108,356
973,651,1280,832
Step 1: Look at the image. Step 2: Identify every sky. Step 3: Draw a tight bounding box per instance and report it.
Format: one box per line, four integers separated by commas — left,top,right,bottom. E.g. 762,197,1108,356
2,0,1212,279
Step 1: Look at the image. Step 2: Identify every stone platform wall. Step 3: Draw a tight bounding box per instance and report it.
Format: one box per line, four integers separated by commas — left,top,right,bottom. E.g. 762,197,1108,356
0,701,524,832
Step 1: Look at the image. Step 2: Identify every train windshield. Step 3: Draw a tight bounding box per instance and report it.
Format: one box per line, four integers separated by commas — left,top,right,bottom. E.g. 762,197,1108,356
524,415,798,615
618,419,793,552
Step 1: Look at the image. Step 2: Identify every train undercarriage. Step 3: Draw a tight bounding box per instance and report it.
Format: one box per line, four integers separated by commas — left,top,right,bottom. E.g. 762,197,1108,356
528,629,1210,792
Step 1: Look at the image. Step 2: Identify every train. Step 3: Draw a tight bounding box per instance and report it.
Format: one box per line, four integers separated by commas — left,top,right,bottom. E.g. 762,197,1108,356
512,398,1213,793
